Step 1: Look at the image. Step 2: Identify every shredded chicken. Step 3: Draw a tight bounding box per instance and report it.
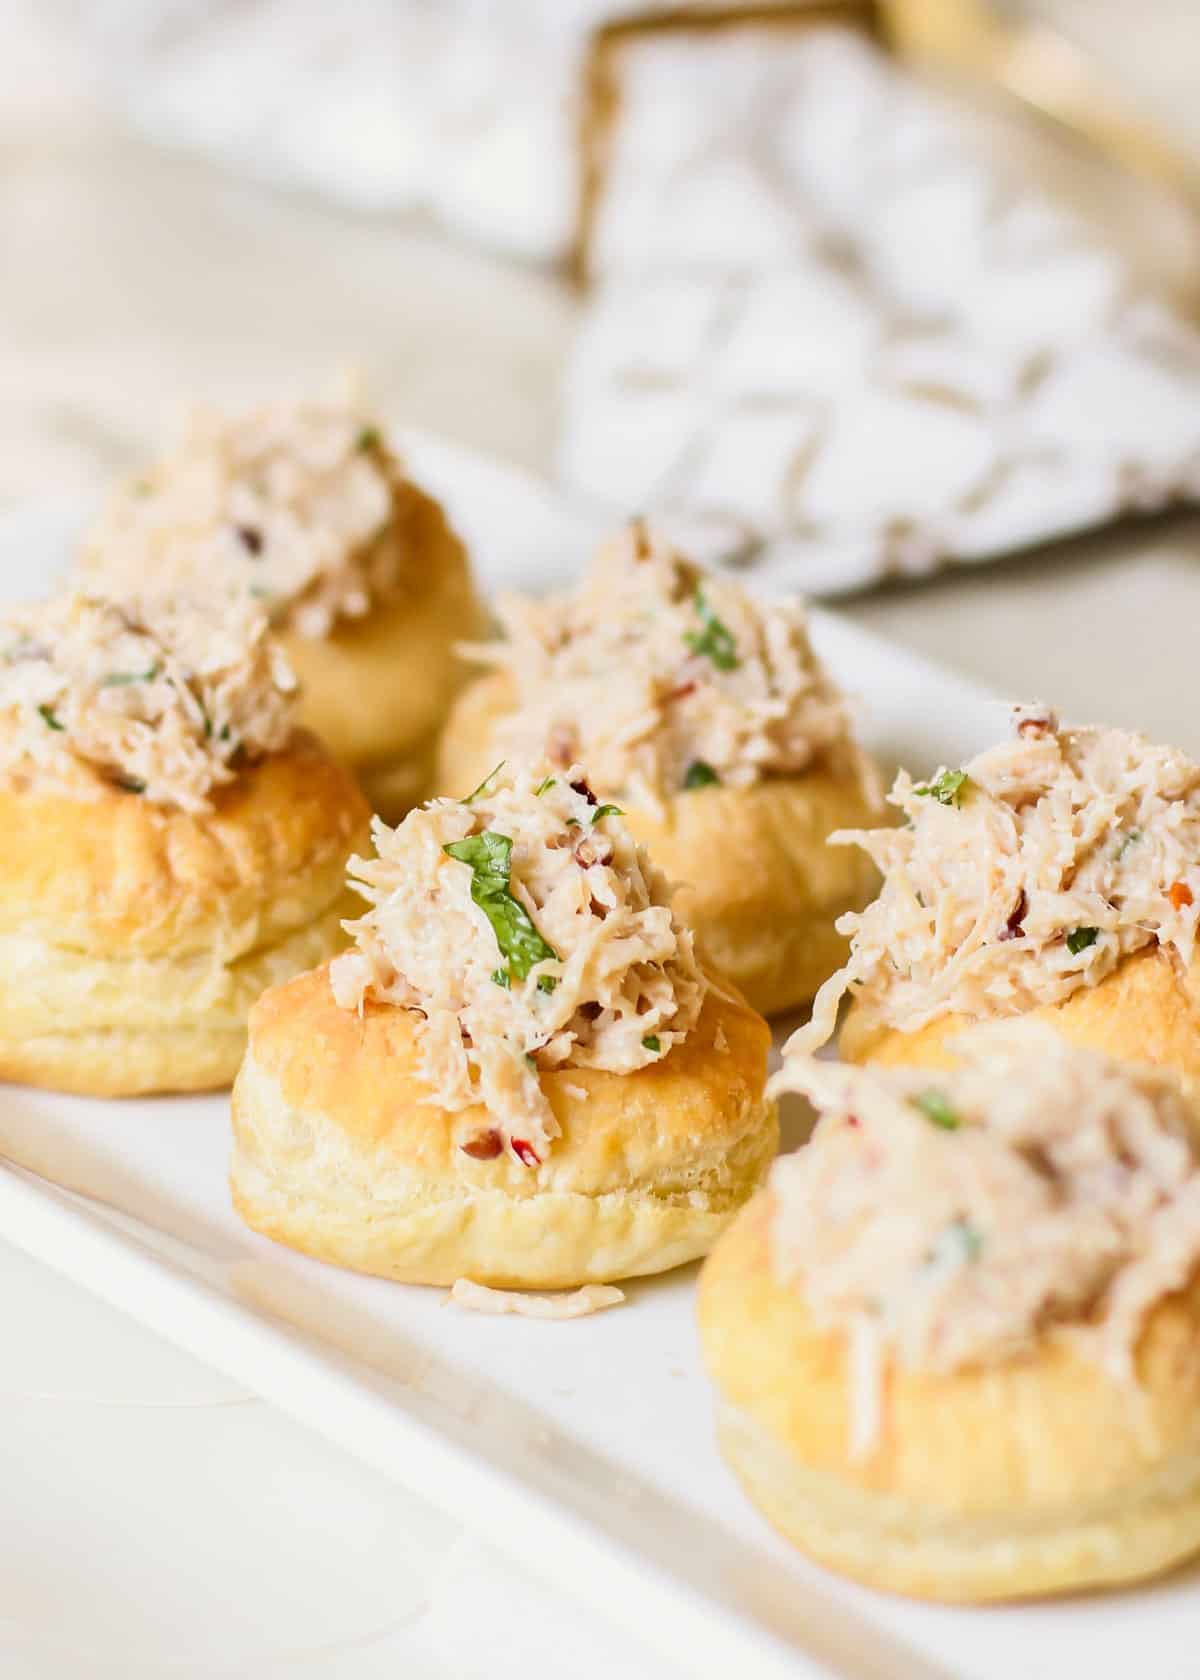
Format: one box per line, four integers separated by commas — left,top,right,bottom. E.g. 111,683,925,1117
448,1280,625,1318
79,386,411,639
0,590,298,812
768,1023,1200,1456
329,761,706,1162
796,705,1200,1051
465,522,871,816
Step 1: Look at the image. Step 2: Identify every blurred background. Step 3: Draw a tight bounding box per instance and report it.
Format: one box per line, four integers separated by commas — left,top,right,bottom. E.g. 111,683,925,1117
2,0,1200,723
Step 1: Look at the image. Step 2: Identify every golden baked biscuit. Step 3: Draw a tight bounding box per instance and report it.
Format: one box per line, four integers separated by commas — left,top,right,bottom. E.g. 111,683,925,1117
231,761,777,1286
0,592,369,1095
699,1029,1200,1602
436,524,883,1017
78,389,487,820
233,964,776,1287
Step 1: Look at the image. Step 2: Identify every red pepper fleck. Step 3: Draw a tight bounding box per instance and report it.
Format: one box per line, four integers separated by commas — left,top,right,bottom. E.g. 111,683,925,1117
574,834,613,869
631,517,651,560
666,680,697,703
569,777,598,806
846,1114,861,1130
235,524,263,556
1170,880,1194,911
511,1138,541,1168
998,889,1027,941
461,1128,503,1160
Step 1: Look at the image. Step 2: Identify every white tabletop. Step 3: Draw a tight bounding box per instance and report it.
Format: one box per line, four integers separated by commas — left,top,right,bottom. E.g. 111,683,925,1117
2,20,1200,1677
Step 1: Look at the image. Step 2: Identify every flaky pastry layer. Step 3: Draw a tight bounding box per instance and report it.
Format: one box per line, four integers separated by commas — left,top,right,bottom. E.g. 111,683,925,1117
0,899,352,1095
231,966,777,1286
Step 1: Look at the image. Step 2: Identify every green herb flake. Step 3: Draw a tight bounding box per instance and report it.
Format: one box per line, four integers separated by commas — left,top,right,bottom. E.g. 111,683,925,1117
914,769,969,807
37,704,63,732
356,425,381,452
1117,829,1142,859
956,1221,983,1261
929,1219,983,1268
537,974,557,994
565,817,581,829
642,1035,661,1053
683,589,738,672
1066,926,1099,955
534,776,556,796
102,665,159,688
524,1053,538,1071
114,775,147,795
683,759,720,790
443,830,559,985
911,1089,961,1130
592,803,623,824
491,968,511,989
462,760,505,804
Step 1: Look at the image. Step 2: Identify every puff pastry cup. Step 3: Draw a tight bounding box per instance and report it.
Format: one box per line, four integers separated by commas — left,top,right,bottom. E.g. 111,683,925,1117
796,704,1200,1088
0,592,369,1096
231,763,777,1287
78,387,487,820
436,524,882,1017
699,1028,1200,1602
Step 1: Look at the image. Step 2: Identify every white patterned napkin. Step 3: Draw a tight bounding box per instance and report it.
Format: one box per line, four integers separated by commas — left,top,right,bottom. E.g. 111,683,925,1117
66,0,619,261
561,26,1200,593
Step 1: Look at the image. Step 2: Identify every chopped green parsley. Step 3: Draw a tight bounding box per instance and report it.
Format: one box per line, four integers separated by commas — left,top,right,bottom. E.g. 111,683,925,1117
911,1089,961,1130
683,759,720,790
462,760,505,803
683,589,738,672
443,829,559,986
914,769,969,807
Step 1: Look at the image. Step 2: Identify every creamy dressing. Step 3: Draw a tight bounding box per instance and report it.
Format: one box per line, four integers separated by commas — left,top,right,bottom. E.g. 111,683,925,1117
465,522,871,816
768,1024,1200,1454
0,591,297,811
329,761,706,1162
80,388,409,639
797,707,1200,1051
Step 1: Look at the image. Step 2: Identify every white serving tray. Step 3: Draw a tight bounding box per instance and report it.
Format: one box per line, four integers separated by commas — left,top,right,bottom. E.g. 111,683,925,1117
1,440,1196,1680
